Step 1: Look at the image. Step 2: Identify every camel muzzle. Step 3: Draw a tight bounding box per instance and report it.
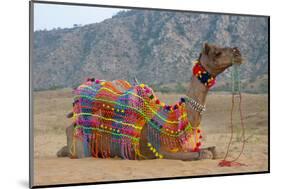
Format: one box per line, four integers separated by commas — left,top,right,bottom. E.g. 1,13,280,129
232,47,243,64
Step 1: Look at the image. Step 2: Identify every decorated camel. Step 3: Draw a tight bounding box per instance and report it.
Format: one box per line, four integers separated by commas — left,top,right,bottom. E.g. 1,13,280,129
57,43,242,161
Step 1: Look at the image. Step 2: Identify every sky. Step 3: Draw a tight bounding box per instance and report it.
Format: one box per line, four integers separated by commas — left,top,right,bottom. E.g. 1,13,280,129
34,3,129,31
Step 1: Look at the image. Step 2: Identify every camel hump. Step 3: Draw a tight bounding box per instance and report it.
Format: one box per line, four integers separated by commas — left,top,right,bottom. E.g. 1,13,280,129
111,80,132,93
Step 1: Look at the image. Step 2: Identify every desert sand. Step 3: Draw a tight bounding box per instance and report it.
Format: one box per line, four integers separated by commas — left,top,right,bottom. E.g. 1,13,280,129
33,89,268,186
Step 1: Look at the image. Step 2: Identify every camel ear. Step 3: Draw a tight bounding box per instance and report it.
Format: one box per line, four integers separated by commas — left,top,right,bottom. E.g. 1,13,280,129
203,43,211,55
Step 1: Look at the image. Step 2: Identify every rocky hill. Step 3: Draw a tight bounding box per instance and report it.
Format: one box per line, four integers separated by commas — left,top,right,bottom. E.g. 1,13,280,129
33,9,269,93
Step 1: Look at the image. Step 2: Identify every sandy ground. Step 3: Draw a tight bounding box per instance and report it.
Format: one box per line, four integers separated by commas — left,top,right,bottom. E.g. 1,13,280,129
32,89,268,186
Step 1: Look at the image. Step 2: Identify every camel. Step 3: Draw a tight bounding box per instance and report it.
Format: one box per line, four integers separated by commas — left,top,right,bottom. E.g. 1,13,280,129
57,43,242,161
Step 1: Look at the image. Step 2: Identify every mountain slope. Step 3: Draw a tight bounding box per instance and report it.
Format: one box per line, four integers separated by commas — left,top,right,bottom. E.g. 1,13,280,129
33,10,268,93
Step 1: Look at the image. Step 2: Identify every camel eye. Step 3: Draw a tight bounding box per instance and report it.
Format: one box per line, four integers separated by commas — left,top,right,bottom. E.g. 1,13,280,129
215,51,222,57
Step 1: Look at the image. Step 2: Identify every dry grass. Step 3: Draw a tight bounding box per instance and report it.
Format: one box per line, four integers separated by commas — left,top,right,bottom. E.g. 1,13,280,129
32,89,268,186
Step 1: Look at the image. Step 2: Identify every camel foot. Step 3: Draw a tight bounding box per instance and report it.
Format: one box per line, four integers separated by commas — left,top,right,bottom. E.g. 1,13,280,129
207,146,218,159
207,146,225,159
57,146,69,157
198,149,213,160
198,146,219,160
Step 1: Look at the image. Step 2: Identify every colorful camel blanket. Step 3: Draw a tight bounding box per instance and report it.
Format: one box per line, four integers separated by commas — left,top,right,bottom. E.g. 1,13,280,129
71,78,202,159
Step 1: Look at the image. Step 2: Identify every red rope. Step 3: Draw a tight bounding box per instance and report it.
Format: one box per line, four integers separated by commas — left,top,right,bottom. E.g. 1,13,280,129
218,92,246,167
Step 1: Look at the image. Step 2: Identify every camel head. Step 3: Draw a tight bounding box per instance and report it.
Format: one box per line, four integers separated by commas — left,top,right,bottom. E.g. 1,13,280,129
199,43,242,77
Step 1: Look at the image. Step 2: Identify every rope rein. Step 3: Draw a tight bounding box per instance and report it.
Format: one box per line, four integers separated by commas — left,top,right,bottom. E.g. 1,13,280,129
219,61,246,167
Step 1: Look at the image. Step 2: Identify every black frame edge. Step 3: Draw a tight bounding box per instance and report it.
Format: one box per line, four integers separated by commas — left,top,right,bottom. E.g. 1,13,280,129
267,16,270,173
29,1,34,188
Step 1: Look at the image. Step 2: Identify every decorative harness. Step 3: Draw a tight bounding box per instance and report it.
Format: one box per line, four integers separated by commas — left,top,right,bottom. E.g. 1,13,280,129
71,60,215,159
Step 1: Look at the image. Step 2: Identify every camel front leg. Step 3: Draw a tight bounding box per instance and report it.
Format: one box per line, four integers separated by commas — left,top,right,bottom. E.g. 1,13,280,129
57,123,79,158
66,123,92,158
56,123,77,158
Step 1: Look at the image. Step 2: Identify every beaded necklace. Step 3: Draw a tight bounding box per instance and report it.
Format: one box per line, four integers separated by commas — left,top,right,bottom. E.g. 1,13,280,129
183,96,206,114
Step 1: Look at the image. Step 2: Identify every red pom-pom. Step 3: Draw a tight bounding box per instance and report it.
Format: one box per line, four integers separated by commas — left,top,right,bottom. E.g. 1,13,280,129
196,142,201,147
156,99,160,104
197,129,201,133
199,135,203,139
193,63,204,75
95,79,100,84
208,78,216,88
193,147,199,152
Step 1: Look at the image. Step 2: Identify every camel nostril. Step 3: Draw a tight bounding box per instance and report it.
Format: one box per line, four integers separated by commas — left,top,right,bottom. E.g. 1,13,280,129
233,47,240,52
232,48,241,57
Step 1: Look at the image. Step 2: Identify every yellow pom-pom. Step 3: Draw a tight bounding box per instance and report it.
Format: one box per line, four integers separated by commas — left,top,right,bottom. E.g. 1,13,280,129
150,147,153,151
170,148,179,153
147,143,151,147
155,152,159,157
121,109,124,113
140,84,145,88
159,154,163,159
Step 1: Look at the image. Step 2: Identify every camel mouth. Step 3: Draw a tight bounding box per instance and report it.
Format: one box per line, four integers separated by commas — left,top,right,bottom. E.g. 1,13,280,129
232,47,243,64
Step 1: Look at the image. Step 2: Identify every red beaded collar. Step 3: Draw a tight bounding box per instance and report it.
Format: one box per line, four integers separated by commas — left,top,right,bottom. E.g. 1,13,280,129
193,61,216,88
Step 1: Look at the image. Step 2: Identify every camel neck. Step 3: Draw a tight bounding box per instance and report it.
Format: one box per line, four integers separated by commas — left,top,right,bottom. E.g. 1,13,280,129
186,75,209,128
